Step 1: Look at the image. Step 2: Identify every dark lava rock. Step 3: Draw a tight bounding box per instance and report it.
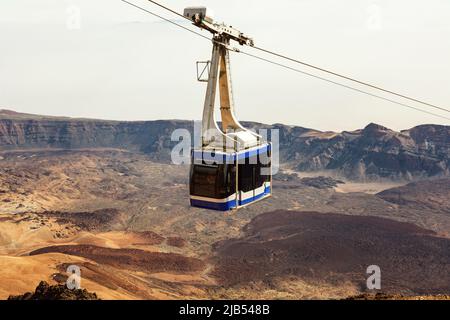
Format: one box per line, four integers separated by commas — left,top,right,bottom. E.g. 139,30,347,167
213,210,450,294
377,178,450,213
8,281,99,300
299,176,344,189
274,173,344,189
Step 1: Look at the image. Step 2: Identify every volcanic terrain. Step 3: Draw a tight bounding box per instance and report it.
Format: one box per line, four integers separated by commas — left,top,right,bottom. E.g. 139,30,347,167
0,110,449,299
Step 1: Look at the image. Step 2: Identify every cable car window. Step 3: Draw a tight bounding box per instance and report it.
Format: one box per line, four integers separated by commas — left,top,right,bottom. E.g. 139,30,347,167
191,164,218,198
226,164,236,197
238,156,257,192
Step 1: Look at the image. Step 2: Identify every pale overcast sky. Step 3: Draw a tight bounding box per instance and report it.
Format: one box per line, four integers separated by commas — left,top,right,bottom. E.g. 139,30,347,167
0,0,449,131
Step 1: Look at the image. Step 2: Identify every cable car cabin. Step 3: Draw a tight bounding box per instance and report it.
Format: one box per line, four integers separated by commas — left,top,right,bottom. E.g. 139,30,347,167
190,143,272,211
185,7,270,210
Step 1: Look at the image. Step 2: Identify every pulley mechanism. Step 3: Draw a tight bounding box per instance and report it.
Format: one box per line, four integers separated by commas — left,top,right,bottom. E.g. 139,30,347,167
184,7,254,47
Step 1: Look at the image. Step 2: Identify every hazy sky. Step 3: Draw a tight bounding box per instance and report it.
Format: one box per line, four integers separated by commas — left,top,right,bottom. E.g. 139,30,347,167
1,0,449,131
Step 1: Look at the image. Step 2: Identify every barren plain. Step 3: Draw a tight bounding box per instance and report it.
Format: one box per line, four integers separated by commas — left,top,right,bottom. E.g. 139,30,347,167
0,149,449,299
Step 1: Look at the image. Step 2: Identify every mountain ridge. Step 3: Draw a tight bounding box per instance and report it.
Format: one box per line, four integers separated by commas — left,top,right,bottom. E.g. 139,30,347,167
0,109,448,181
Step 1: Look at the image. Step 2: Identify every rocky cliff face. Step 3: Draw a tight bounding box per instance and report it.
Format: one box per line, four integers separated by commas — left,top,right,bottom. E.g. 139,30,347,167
0,109,449,180
282,123,450,180
0,110,193,162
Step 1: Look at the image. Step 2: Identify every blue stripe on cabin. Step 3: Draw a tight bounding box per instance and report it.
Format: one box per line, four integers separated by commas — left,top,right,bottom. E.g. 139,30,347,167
192,143,270,164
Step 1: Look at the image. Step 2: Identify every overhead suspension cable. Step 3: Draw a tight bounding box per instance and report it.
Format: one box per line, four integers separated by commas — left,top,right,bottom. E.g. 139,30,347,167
142,0,450,115
145,0,191,21
121,0,210,41
121,0,450,121
237,50,450,121
121,1,224,46
250,45,450,114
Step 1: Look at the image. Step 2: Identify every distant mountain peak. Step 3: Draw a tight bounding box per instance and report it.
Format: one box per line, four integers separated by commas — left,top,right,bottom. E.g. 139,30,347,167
0,109,21,115
0,109,46,119
363,123,391,133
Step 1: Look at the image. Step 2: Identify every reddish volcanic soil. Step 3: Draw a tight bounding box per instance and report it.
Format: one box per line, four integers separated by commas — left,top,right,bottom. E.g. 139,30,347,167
212,211,450,295
166,237,187,248
30,245,206,274
131,231,165,245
